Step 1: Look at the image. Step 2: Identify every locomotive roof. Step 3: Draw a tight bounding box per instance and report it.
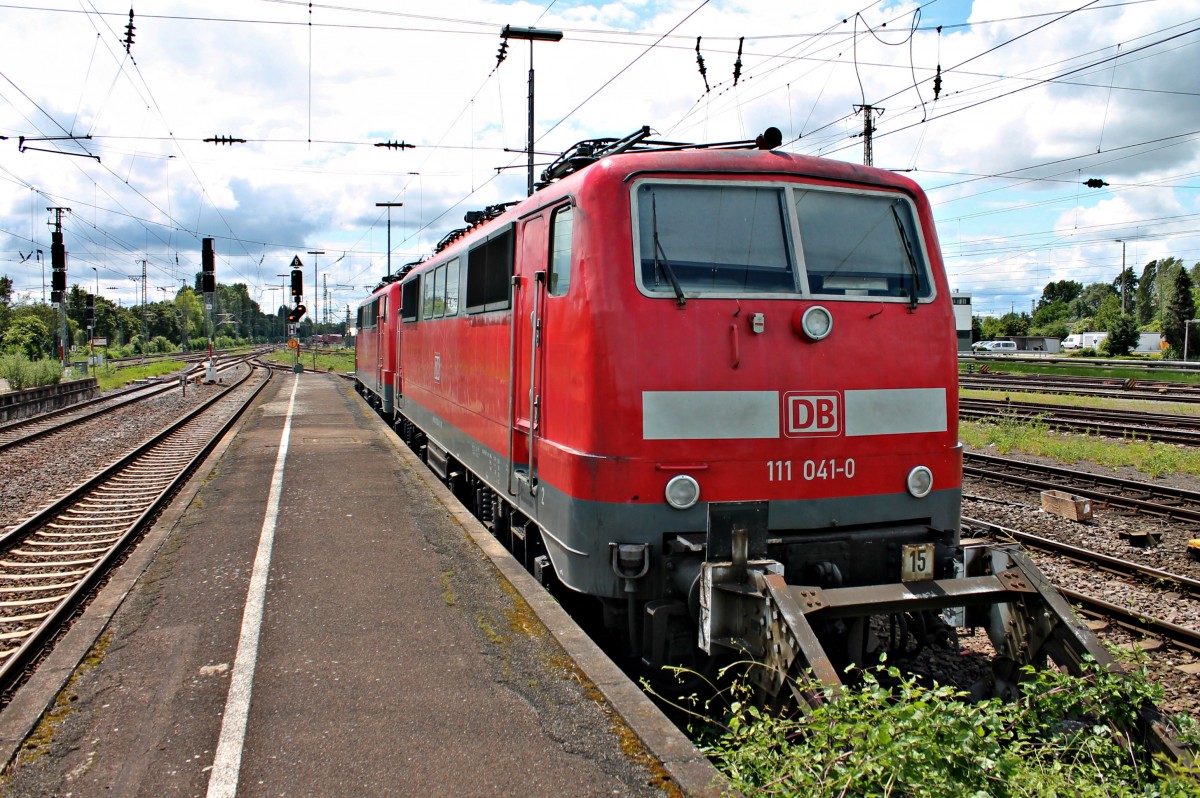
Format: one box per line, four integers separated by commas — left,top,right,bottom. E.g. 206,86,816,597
364,139,926,300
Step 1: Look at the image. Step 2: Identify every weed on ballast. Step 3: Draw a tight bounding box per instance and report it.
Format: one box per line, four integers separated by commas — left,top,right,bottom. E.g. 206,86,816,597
960,418,1200,480
651,655,1199,797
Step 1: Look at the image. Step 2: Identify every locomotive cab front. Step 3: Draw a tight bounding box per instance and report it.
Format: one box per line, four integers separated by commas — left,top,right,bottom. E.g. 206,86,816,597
537,150,962,672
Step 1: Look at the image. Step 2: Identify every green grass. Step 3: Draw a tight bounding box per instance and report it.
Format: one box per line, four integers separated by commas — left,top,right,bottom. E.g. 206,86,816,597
962,359,1200,384
265,347,355,374
94,359,187,391
687,657,1199,797
960,416,1200,479
961,387,1200,416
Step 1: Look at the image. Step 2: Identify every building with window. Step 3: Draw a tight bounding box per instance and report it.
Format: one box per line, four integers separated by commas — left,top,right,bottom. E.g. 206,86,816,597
952,292,972,352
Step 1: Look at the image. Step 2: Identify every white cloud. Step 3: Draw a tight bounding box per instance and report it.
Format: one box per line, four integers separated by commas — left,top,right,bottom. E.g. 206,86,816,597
0,0,1196,317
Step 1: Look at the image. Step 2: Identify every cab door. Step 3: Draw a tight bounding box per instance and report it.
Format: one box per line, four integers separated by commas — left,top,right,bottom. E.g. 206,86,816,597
509,215,547,505
377,294,387,384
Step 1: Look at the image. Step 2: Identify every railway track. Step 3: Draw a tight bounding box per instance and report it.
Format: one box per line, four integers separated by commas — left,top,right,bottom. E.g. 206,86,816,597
961,373,1200,403
959,398,1200,446
0,362,270,698
963,515,1200,655
0,354,251,452
964,451,1200,526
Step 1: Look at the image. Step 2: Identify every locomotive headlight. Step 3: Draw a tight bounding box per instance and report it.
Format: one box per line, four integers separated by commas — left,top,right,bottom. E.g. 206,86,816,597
906,466,934,498
665,475,701,510
795,305,833,341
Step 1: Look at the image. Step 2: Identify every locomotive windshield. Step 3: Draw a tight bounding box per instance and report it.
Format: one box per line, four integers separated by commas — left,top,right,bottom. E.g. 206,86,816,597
633,180,933,301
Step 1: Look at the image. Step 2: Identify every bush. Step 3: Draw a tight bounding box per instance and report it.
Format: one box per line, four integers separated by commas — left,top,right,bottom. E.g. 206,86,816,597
149,335,175,354
0,354,63,391
684,657,1198,797
32,358,63,386
0,353,31,390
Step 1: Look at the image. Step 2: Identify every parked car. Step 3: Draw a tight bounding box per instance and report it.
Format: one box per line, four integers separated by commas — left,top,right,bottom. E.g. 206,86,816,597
972,340,1016,352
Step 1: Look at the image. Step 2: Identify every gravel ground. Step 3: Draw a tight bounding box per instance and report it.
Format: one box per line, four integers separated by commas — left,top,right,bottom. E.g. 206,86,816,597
962,443,1200,719
0,377,229,535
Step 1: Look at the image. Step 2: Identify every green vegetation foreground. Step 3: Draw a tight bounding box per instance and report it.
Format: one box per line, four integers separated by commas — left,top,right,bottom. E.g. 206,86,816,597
687,659,1198,797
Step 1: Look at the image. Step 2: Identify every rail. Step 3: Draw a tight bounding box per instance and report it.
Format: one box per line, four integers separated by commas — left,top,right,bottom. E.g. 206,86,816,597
0,362,270,699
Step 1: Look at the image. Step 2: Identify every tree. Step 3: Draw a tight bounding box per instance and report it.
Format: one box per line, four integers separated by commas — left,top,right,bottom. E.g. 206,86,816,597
1029,299,1071,338
1102,313,1139,356
1136,261,1159,325
65,284,88,332
177,288,204,344
1094,295,1123,333
0,275,12,343
1163,267,1195,353
1155,258,1184,327
1038,280,1083,309
1,315,51,359
1070,283,1116,320
1115,267,1137,317
980,312,1029,339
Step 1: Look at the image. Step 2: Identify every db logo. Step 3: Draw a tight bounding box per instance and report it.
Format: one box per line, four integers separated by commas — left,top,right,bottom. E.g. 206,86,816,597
784,392,841,437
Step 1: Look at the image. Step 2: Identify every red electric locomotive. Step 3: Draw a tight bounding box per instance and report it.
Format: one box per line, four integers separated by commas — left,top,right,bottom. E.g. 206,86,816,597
356,129,1126,704
355,280,402,415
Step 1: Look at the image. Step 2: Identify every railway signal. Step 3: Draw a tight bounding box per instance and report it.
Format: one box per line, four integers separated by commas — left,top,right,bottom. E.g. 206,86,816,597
287,304,307,323
201,237,216,293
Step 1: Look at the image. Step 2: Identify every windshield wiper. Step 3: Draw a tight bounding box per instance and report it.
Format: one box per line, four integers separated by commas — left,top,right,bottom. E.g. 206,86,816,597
651,194,686,307
891,202,920,311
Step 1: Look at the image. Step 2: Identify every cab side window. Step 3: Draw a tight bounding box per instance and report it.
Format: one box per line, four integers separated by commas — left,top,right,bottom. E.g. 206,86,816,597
548,204,573,296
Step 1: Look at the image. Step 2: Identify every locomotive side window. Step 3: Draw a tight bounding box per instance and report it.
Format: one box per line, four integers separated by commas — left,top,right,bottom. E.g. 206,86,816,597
432,266,446,318
400,279,419,322
422,270,437,319
793,191,932,300
466,227,515,313
635,184,795,295
548,204,573,296
444,257,460,316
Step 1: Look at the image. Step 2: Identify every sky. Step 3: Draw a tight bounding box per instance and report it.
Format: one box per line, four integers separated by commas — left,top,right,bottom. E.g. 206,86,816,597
0,0,1197,323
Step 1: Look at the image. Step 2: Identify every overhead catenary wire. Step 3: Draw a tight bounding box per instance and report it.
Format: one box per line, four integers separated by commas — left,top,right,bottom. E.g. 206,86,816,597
1,0,1196,317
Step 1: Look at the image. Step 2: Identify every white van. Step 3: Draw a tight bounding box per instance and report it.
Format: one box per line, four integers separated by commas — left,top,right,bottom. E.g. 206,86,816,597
973,340,1016,352
1062,332,1107,350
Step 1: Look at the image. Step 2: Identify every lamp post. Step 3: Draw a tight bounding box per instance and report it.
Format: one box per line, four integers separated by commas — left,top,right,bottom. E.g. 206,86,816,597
307,250,325,369
500,25,563,196
307,250,325,339
266,286,282,341
375,202,403,277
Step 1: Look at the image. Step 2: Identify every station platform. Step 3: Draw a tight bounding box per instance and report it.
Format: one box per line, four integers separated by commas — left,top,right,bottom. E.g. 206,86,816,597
0,372,723,797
